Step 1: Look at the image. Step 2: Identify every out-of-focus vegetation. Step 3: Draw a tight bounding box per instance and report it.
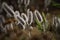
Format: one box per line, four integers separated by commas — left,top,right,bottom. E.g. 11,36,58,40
0,0,60,40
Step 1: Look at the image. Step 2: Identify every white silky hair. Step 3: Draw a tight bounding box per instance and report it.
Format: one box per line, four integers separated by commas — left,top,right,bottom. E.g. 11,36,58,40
24,0,30,7
18,0,30,7
0,15,7,33
44,0,51,7
2,2,26,30
15,11,26,30
14,11,21,21
2,2,26,25
34,10,43,23
57,18,60,23
4,23,14,32
2,2,44,30
0,15,5,23
28,11,33,25
10,23,14,30
54,17,60,28
18,0,23,4
27,9,30,19
21,12,33,30
2,2,17,25
21,13,28,23
2,24,8,33
2,2,15,15
54,17,58,28
2,5,12,17
27,9,33,25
